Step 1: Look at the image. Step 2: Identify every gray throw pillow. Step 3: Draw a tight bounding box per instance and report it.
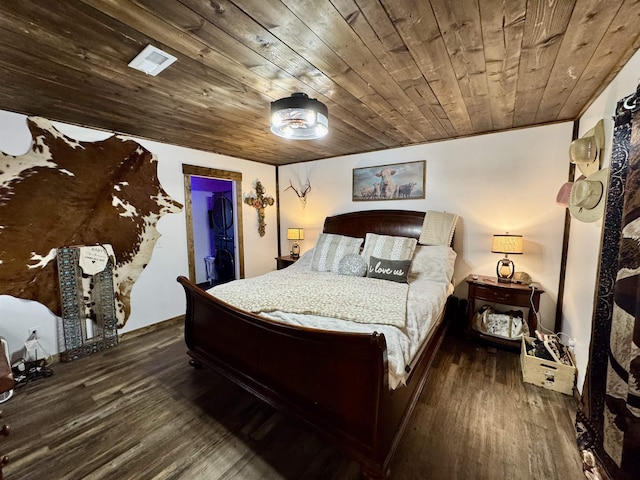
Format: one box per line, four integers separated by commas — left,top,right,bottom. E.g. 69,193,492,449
337,253,367,277
367,256,411,283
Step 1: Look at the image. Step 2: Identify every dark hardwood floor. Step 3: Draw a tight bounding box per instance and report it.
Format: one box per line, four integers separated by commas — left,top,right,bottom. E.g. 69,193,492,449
0,322,584,479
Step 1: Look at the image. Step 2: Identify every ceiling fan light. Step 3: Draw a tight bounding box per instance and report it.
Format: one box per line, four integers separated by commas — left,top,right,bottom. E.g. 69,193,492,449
270,93,329,140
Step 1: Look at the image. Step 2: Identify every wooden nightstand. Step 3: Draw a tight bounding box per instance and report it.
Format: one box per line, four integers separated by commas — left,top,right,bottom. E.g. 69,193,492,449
275,255,298,270
466,275,544,349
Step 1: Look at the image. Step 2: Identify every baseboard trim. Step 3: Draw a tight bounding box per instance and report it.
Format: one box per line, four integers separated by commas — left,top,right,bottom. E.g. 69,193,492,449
118,315,185,342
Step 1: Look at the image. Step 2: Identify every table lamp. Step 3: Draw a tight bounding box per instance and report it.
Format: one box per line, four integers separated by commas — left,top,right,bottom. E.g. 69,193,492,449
491,234,523,282
287,227,304,258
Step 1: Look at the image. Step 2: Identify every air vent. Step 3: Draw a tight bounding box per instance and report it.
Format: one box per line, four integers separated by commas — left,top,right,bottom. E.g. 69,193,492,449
128,45,177,76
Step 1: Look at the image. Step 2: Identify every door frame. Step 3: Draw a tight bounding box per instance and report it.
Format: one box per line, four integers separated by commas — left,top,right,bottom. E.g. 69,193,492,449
182,164,244,282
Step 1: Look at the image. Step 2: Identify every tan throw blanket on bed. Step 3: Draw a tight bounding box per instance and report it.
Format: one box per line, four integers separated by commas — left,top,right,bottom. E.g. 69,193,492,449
208,270,408,328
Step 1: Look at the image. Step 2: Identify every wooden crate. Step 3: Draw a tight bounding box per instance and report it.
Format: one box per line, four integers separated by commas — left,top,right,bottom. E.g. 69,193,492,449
520,336,576,395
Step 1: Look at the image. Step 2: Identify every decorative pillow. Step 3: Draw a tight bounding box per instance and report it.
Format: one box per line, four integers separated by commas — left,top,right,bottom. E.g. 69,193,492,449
360,233,417,267
337,253,367,277
367,256,411,283
311,233,364,272
409,245,457,283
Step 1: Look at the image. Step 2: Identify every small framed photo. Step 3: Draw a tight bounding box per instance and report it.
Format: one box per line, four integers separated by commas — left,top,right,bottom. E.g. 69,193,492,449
352,160,426,201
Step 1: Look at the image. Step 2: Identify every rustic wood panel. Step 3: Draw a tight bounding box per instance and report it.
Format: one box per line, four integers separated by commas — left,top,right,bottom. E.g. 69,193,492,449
430,0,493,133
382,0,476,136
0,323,583,479
536,0,625,123
281,0,434,143
479,0,526,131
561,0,640,119
513,0,576,127
0,1,638,164
175,0,404,147
332,0,455,138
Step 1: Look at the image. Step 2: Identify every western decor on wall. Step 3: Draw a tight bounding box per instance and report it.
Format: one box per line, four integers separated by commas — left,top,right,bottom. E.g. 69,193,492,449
285,178,311,209
576,91,640,480
244,180,274,236
0,117,183,328
352,160,426,201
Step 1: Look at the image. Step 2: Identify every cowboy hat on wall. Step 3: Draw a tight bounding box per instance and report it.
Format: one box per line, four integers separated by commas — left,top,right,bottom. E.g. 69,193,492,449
556,175,585,206
569,119,605,176
569,167,609,223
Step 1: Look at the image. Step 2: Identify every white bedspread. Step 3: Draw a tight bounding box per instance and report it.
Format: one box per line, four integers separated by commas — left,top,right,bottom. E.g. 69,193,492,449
208,268,408,327
207,251,452,389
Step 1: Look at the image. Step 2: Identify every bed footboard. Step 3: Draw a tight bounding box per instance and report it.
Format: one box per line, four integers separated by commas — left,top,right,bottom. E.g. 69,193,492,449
178,275,447,478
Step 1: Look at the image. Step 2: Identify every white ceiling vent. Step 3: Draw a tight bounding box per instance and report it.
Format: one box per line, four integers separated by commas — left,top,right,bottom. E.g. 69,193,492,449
128,45,177,76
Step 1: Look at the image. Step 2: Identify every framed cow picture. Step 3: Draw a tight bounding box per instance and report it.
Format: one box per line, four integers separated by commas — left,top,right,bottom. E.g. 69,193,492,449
352,160,426,201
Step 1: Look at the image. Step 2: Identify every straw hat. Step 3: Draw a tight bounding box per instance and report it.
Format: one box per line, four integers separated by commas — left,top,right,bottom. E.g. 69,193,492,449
570,119,604,176
569,168,609,222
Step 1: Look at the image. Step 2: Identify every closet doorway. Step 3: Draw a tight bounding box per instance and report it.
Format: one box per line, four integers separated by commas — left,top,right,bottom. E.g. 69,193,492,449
182,165,244,288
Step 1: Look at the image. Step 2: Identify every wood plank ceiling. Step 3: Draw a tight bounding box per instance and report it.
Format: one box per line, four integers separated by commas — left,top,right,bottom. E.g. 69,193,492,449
0,1,639,166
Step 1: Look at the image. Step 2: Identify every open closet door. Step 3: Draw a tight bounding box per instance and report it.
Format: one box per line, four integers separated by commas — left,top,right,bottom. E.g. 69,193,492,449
576,90,640,480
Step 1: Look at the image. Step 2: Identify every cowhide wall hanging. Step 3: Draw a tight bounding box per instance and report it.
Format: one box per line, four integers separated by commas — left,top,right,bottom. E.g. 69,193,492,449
0,117,182,327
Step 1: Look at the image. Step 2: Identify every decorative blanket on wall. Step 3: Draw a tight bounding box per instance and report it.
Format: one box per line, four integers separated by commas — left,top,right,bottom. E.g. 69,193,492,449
0,117,182,327
208,270,409,328
576,93,640,480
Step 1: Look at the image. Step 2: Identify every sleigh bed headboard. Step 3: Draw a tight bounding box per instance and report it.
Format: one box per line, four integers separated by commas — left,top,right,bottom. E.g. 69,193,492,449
323,209,425,240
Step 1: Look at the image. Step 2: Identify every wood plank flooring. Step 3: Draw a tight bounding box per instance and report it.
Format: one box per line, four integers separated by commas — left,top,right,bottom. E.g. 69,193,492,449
0,323,584,479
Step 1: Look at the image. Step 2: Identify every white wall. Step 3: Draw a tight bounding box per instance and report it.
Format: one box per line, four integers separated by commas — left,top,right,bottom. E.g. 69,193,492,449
279,123,573,332
0,110,276,359
563,48,640,392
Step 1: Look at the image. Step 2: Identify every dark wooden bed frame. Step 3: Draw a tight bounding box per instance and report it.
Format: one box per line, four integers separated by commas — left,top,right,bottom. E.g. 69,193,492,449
177,210,452,479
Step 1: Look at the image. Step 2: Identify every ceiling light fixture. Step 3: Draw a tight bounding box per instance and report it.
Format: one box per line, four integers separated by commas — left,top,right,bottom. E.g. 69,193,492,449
270,93,328,140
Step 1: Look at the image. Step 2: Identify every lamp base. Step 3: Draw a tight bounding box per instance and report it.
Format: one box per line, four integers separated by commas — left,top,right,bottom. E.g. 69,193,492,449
496,258,515,282
290,242,300,258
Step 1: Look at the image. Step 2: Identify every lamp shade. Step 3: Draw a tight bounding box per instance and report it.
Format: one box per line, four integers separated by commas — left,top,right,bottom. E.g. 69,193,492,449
271,93,328,140
491,234,523,254
287,228,304,241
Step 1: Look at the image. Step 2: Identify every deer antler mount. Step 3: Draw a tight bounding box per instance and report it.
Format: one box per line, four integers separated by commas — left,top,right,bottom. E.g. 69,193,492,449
286,179,311,208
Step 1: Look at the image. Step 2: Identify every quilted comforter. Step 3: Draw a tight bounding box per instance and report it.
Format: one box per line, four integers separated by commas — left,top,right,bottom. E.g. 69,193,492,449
208,268,409,328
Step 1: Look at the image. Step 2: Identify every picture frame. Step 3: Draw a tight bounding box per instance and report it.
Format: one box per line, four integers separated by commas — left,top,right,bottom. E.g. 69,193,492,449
352,160,426,201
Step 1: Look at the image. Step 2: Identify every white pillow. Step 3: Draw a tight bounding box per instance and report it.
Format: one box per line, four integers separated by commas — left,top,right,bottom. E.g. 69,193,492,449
409,245,457,283
311,233,364,272
360,233,417,266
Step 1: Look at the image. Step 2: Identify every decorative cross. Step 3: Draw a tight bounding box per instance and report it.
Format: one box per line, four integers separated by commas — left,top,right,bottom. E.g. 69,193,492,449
244,180,274,237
